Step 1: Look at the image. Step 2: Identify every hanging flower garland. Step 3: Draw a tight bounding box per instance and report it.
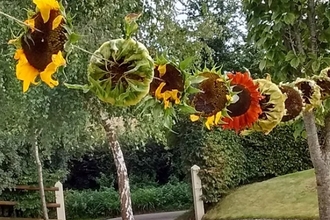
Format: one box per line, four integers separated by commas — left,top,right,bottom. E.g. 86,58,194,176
222,71,263,132
9,0,75,92
189,68,234,130
241,75,286,135
278,83,304,124
66,13,154,107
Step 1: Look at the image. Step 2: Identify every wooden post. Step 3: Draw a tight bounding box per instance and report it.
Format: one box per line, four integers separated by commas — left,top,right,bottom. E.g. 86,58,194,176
55,181,66,220
191,165,204,220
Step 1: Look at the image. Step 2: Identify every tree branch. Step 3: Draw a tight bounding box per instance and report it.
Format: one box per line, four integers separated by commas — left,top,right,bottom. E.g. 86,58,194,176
324,112,330,153
303,111,323,163
293,24,305,55
307,0,318,55
33,129,49,220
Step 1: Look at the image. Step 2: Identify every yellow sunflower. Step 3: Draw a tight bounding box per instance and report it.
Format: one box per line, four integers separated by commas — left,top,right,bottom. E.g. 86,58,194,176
150,64,184,109
189,70,233,130
293,78,321,111
10,0,68,92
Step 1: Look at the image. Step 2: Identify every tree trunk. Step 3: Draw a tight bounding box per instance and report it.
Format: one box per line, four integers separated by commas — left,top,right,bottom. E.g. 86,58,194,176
100,112,134,220
303,111,330,220
32,129,49,220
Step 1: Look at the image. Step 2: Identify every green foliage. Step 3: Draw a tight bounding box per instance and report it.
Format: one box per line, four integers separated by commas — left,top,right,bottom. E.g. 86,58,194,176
242,126,312,182
65,183,192,219
170,119,312,204
243,0,330,82
170,119,247,203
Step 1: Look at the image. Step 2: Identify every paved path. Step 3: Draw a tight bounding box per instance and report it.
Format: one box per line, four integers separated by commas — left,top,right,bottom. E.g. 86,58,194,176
108,210,187,220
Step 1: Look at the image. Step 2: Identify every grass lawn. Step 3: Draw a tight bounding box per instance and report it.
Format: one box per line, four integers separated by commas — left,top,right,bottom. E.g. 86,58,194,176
204,169,319,220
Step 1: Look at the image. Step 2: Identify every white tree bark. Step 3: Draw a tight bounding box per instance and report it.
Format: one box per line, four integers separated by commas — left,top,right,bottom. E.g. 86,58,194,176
303,111,330,220
33,129,49,220
100,112,134,220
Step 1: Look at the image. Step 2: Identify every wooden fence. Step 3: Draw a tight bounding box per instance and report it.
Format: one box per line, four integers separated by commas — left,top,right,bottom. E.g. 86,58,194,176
0,181,66,220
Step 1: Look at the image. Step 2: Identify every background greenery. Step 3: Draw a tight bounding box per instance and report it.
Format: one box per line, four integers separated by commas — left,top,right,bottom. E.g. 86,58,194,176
0,0,313,219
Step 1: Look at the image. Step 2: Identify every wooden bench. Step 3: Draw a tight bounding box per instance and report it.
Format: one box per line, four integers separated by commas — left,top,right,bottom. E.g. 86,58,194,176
0,182,66,220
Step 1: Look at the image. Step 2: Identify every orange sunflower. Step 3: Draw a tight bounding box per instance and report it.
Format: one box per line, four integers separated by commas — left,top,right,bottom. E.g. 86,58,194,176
222,72,262,132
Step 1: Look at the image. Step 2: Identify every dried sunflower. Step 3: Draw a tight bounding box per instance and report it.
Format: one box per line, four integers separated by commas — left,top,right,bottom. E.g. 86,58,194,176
9,0,74,92
313,67,330,100
222,71,263,132
66,14,154,107
293,78,321,111
279,84,304,124
242,75,286,135
189,68,234,130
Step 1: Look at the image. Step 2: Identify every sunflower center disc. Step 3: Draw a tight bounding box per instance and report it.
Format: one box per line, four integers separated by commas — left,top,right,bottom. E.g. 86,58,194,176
280,86,303,122
227,85,251,117
21,10,66,71
258,94,274,120
316,79,330,99
101,59,142,89
296,81,313,104
149,64,184,97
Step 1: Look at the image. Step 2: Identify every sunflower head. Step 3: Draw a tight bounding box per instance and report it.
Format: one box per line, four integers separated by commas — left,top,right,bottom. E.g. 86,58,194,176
149,58,184,109
242,76,286,135
279,84,304,124
87,38,154,106
222,71,263,132
293,78,321,111
312,74,330,100
320,67,330,79
9,0,76,92
189,67,234,130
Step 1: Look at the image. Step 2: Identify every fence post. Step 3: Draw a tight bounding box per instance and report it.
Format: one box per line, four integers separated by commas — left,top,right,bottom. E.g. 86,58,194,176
55,181,66,220
191,165,205,220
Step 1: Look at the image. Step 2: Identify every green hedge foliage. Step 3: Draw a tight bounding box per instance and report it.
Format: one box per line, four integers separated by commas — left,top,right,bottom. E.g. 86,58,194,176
65,182,191,219
170,119,312,204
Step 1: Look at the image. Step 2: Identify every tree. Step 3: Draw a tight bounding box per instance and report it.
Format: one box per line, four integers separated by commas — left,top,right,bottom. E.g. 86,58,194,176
243,0,330,218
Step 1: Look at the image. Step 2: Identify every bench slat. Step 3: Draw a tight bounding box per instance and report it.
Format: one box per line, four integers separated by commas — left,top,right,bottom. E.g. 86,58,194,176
0,201,60,208
14,186,59,191
0,218,58,220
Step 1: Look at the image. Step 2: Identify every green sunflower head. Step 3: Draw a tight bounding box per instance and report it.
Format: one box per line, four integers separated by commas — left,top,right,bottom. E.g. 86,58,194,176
65,14,154,107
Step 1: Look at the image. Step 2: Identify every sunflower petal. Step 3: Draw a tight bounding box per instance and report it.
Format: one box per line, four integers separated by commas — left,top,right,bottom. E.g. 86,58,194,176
33,0,60,23
39,51,65,88
25,18,35,31
158,64,167,77
14,50,39,93
190,114,200,122
52,15,63,30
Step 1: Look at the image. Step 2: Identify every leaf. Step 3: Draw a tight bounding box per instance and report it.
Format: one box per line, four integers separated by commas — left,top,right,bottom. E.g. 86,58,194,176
312,60,321,73
259,59,266,71
322,57,330,66
178,104,197,114
179,57,194,70
190,76,207,84
283,13,296,25
290,57,300,69
285,51,296,61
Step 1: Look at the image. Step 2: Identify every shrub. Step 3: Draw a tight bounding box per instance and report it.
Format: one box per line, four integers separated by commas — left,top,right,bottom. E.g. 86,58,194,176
242,125,312,183
170,119,312,205
170,119,247,204
65,182,191,219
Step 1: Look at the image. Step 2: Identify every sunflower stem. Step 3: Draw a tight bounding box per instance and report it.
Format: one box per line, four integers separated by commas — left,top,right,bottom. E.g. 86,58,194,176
0,10,43,33
72,45,112,63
